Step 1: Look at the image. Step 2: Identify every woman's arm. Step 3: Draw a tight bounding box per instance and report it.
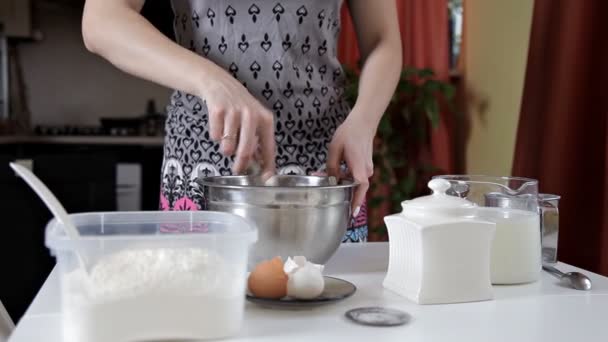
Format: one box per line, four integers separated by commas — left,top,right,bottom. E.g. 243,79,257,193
343,0,403,130
82,0,276,176
327,0,402,214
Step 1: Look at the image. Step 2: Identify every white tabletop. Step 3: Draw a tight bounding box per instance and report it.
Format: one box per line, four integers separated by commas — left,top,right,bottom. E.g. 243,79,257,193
8,242,608,342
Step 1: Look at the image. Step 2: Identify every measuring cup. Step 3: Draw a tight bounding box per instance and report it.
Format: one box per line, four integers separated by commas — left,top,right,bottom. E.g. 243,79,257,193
434,175,559,284
538,194,560,265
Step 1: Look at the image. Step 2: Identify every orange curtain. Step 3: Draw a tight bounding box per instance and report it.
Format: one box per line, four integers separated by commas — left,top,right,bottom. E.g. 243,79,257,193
338,0,454,174
338,5,359,69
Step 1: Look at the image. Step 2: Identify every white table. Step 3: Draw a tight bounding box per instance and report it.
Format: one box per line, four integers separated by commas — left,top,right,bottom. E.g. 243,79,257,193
8,243,608,341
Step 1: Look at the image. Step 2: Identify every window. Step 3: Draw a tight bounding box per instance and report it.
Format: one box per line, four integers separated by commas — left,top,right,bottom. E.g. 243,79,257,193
449,0,463,70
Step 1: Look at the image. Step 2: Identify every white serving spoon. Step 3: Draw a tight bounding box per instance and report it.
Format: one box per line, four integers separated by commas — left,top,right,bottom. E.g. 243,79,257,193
10,162,88,269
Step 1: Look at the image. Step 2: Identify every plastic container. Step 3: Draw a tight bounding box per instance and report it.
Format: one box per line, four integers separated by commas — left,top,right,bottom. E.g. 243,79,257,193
45,211,257,342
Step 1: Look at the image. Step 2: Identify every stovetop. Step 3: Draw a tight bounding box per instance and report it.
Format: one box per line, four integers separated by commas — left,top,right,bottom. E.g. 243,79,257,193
34,125,144,137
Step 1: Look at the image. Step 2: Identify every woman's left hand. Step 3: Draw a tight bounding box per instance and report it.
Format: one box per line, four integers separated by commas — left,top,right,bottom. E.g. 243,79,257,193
327,114,375,217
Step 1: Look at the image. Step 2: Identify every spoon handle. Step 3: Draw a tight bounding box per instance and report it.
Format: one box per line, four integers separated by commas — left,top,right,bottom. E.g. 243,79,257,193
10,163,79,239
542,264,564,279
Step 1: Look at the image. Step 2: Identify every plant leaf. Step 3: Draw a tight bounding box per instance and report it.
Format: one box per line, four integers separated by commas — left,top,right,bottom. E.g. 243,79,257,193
401,67,418,79
399,168,417,198
378,117,393,136
418,68,435,78
441,83,456,100
368,196,385,208
426,100,440,128
424,79,441,93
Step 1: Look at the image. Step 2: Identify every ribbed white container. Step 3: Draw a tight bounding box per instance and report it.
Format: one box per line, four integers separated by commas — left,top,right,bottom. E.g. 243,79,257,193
383,179,496,304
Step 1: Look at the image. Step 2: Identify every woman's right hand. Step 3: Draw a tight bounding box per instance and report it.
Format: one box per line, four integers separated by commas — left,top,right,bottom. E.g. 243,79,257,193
81,0,275,177
197,66,276,177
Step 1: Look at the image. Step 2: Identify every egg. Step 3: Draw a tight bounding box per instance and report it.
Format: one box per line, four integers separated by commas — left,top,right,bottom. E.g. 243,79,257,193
248,256,288,299
284,256,325,299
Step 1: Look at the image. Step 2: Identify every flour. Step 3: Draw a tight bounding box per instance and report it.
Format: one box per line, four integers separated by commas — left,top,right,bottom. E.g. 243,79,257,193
62,248,245,342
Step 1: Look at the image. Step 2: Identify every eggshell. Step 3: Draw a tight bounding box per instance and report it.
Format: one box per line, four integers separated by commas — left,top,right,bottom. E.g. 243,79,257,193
284,256,324,274
284,256,325,299
248,257,288,299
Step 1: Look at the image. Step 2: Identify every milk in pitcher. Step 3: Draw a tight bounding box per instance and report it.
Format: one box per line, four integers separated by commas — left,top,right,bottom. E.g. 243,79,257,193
478,208,541,284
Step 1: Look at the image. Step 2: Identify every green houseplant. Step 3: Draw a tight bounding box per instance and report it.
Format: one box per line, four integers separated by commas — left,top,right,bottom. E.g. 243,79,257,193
343,66,456,240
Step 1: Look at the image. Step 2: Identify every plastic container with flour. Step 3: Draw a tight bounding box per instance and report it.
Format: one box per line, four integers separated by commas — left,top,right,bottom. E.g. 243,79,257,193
45,211,257,342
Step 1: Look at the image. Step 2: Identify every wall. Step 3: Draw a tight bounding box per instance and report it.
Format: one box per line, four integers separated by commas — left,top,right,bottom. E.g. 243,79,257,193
17,0,170,126
463,0,534,175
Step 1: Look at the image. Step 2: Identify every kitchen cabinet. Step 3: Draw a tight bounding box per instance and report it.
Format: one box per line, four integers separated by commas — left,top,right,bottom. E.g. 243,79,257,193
0,151,118,322
0,138,163,322
1,27,7,120
116,163,142,211
0,0,32,38
0,137,164,210
0,155,52,325
33,153,117,212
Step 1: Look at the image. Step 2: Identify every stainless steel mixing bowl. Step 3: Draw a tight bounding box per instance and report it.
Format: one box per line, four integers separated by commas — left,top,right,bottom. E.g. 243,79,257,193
197,175,357,266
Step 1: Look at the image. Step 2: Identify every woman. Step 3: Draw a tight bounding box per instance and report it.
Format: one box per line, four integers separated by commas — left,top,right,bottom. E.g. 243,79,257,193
82,0,401,242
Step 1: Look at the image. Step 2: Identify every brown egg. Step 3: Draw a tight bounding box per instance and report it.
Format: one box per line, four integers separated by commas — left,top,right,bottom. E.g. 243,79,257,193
248,256,288,299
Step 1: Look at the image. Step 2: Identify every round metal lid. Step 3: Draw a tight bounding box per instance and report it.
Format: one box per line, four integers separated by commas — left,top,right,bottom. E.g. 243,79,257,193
345,307,411,327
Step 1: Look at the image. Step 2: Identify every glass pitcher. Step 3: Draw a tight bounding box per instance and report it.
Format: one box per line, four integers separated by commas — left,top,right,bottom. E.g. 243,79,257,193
433,175,557,284
539,194,560,265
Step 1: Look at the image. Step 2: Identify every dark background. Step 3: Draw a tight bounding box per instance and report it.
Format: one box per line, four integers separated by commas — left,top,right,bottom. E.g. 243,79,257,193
0,0,175,323
140,0,175,40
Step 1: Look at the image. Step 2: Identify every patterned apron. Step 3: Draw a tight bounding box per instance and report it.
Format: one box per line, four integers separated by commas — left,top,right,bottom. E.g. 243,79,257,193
161,0,368,242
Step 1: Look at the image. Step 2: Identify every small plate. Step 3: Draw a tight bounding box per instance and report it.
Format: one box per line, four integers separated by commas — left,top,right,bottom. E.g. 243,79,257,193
246,276,356,309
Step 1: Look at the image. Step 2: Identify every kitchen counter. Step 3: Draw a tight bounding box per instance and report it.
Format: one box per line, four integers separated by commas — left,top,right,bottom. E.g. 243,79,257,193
0,135,164,146
8,242,608,342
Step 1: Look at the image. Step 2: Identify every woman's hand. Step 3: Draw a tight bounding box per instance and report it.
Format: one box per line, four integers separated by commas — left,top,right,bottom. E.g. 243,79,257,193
82,0,276,177
327,114,375,216
198,66,276,177
328,0,401,216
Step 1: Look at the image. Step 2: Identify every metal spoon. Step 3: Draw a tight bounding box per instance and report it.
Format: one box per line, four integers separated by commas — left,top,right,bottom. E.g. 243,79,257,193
543,264,592,291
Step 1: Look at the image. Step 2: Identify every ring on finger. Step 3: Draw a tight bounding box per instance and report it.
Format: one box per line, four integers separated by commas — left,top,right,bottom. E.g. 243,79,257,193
221,133,237,141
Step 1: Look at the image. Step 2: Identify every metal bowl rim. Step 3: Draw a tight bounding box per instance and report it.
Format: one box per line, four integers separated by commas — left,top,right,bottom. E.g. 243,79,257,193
197,175,359,191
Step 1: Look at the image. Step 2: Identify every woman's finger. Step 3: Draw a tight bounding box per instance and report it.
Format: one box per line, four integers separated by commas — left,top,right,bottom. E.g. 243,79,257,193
350,164,370,217
326,140,343,179
257,110,277,179
208,108,225,141
220,110,240,156
253,135,262,163
232,110,257,174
